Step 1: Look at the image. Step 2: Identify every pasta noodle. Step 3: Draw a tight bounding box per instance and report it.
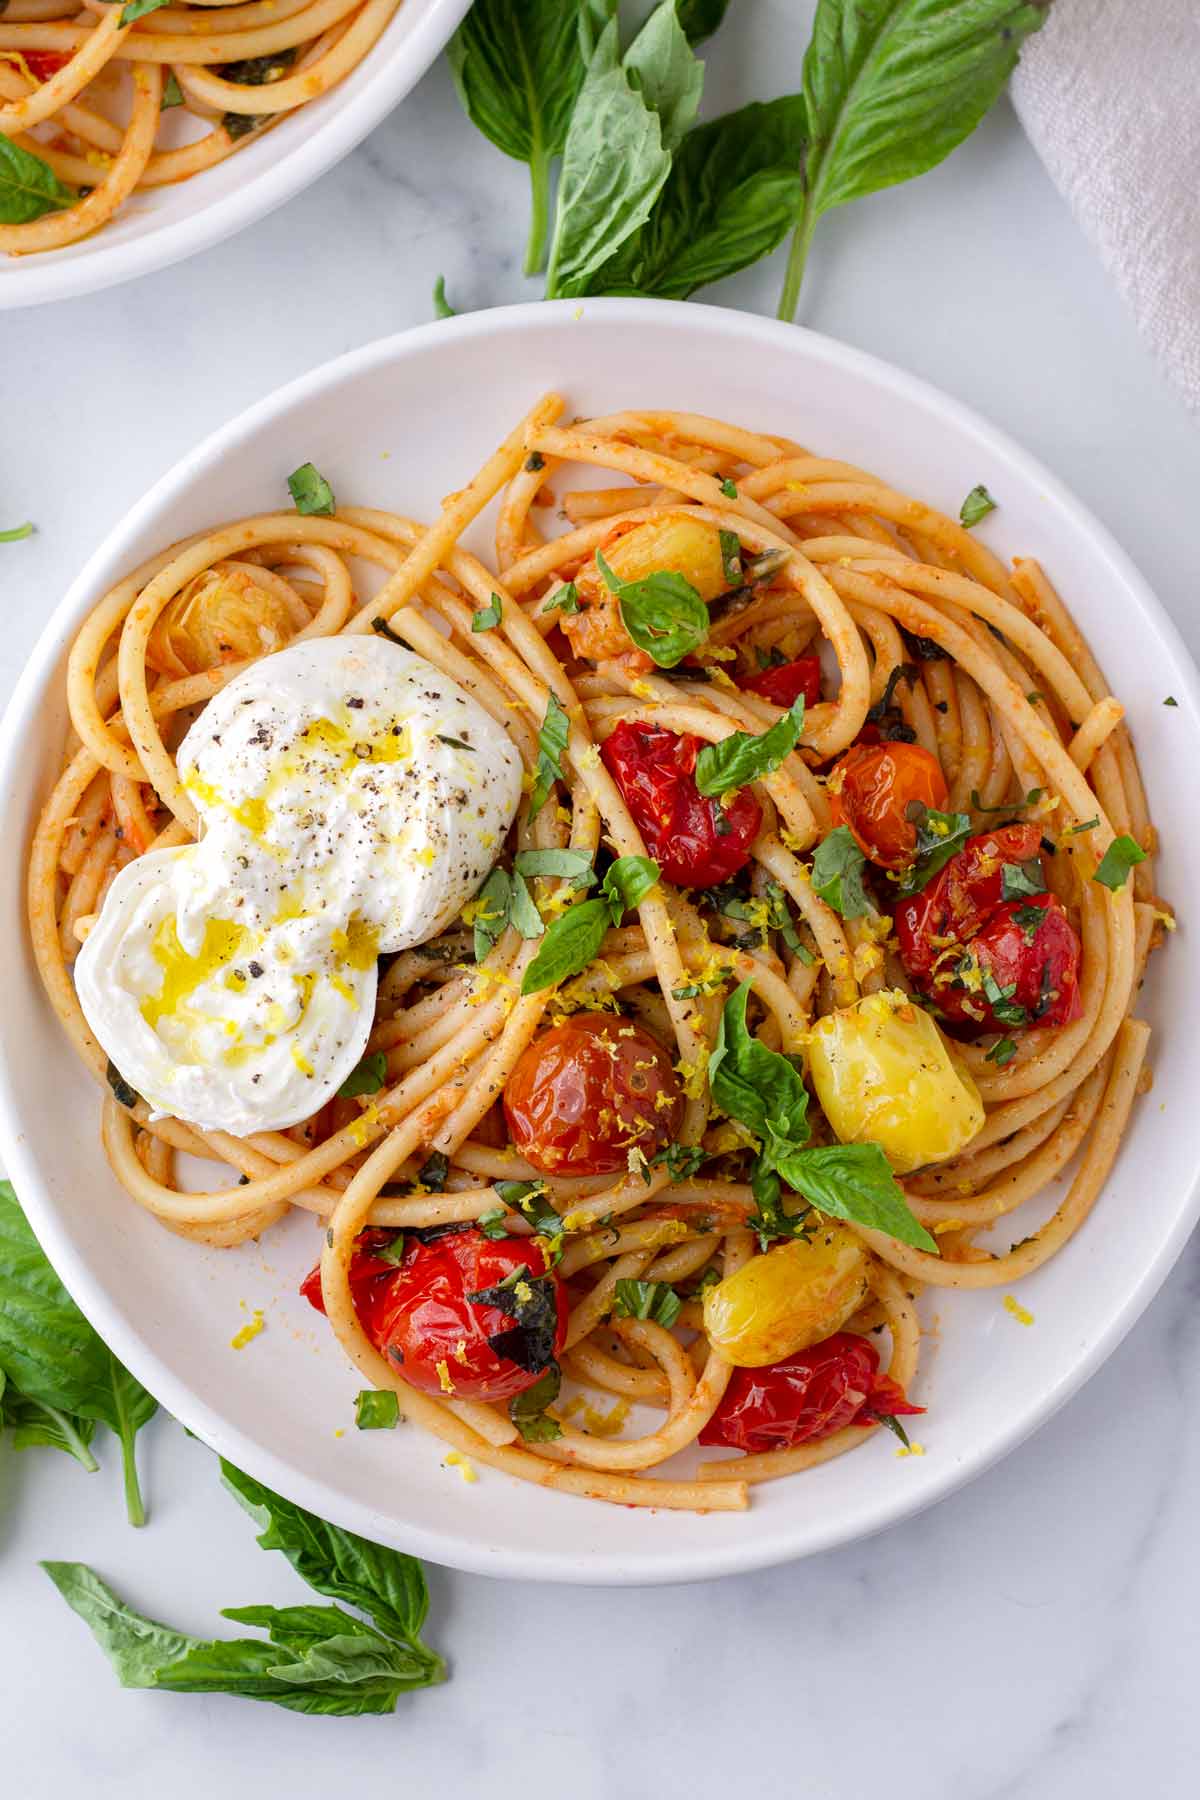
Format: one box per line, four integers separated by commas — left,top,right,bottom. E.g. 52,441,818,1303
27,395,1168,1513
0,0,402,256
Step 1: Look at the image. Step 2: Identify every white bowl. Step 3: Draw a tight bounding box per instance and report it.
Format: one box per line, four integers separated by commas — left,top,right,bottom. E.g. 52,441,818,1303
3,300,1197,1585
0,0,470,310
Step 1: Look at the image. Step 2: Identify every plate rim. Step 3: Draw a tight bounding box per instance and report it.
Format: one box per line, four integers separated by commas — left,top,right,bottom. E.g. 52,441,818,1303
3,296,1199,1585
0,0,471,311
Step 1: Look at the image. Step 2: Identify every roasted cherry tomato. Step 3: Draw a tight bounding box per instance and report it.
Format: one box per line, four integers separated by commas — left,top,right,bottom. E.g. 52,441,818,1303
601,717,761,888
23,51,72,80
740,655,822,710
504,1014,683,1176
301,1226,566,1402
895,823,1044,982
827,741,950,870
699,1332,923,1453
917,892,1082,1032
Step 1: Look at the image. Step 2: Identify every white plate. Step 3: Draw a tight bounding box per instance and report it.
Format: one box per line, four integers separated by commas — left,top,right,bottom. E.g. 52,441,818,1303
2,300,1197,1585
0,0,469,310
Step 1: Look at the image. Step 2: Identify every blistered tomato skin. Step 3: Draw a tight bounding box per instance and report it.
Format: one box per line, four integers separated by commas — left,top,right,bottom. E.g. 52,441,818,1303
922,894,1083,1032
741,656,822,710
806,990,985,1174
701,1226,869,1368
828,742,950,869
699,1332,924,1452
896,823,1044,981
300,1227,566,1402
503,1014,684,1176
601,718,762,888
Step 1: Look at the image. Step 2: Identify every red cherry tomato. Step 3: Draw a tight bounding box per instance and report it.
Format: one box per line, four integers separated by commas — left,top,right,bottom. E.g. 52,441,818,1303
601,718,762,888
23,51,72,80
828,742,950,869
740,655,822,710
504,1014,684,1177
896,823,1044,982
923,893,1082,1032
699,1332,923,1453
300,1226,566,1402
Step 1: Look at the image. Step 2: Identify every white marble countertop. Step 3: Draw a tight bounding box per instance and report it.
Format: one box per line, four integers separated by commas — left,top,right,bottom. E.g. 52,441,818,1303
4,6,1200,1795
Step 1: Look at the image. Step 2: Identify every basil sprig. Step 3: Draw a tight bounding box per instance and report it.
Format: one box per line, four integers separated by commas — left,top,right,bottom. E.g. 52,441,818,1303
595,549,709,668
1093,834,1147,892
521,856,660,993
810,824,870,918
778,0,1050,319
708,985,936,1251
695,696,805,796
0,136,76,225
0,1182,157,1523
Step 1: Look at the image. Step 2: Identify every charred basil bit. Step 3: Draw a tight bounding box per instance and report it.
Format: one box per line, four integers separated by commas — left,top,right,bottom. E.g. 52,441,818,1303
371,616,407,646
220,48,297,138
1031,959,1058,1020
525,452,545,472
469,1267,560,1373
105,1059,139,1110
417,1150,450,1192
900,628,949,662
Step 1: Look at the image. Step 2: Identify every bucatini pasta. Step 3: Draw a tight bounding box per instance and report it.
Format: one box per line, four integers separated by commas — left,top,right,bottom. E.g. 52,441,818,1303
28,394,1168,1513
0,0,402,257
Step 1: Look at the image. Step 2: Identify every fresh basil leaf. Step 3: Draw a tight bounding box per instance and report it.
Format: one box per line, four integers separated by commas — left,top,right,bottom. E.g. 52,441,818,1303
121,0,170,21
1,1390,98,1471
545,11,699,298
520,897,607,992
354,1390,400,1431
746,1154,815,1249
0,135,76,225
601,854,660,921
1000,859,1046,902
960,483,997,527
1093,834,1147,892
0,1182,157,1524
472,866,511,962
528,692,569,820
471,593,503,632
509,1363,562,1441
778,0,1050,319
652,1141,706,1181
810,824,870,918
542,581,581,615
338,1051,388,1099
596,549,709,667
773,1142,937,1252
694,696,804,796
448,0,590,274
612,1278,682,1328
432,274,456,318
287,462,335,517
585,95,805,299
513,847,595,888
708,980,810,1148
675,0,731,44
475,1205,512,1240
506,869,544,940
42,1564,438,1716
220,1460,435,1652
985,1036,1017,1067
895,805,973,896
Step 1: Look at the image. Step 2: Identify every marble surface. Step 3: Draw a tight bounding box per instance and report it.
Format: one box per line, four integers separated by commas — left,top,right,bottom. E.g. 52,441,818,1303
3,4,1200,1795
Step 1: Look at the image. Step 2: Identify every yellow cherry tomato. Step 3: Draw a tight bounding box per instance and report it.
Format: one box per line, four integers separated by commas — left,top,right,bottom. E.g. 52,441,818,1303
807,989,984,1175
702,1224,869,1368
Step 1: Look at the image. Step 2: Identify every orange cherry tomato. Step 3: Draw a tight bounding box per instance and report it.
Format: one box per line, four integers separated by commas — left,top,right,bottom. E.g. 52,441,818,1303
828,742,950,870
503,1014,684,1176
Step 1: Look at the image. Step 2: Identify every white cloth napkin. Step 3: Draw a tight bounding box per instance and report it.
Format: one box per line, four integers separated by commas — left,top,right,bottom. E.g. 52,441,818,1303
1011,0,1200,411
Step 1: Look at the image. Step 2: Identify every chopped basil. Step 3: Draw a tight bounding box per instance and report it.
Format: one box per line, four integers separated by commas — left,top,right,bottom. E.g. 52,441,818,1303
652,1142,706,1181
1000,860,1046,902
468,1266,560,1373
471,866,512,962
959,484,996,527
541,581,580,615
970,786,1043,814
105,1059,140,1110
527,692,569,821
416,1152,449,1193
985,1036,1018,1067
596,549,709,668
900,628,949,663
509,1364,562,1442
338,1052,388,1098
810,825,870,919
471,594,503,632
1067,816,1100,835
354,1390,400,1431
1164,695,1178,707
525,452,545,472
1012,902,1046,943
495,1180,564,1256
375,1233,407,1266
718,529,742,586
981,971,1027,1025
121,0,171,20
286,462,335,517
612,1279,682,1329
432,274,456,319
719,477,739,499
512,847,595,888
694,695,804,796
894,805,972,897
867,1409,912,1448
1093,834,1147,891
161,73,184,110
475,1206,511,1240
371,616,406,646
